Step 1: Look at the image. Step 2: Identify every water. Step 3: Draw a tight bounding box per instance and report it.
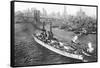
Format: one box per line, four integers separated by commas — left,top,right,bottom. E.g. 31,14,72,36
14,23,97,66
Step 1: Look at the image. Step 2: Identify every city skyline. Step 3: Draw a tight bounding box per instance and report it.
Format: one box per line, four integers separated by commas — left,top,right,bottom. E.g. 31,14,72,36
15,2,97,17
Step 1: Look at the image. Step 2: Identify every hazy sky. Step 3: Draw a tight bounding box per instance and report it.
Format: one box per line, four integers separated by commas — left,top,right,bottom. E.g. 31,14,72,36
15,2,97,17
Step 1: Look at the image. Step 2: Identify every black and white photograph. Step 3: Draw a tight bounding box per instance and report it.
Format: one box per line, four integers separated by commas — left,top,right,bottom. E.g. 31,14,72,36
11,1,98,67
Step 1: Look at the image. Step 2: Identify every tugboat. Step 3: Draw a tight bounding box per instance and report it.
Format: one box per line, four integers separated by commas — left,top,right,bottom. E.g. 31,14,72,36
32,21,91,62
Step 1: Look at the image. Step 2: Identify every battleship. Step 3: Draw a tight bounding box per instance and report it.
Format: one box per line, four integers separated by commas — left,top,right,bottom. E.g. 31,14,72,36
33,22,93,62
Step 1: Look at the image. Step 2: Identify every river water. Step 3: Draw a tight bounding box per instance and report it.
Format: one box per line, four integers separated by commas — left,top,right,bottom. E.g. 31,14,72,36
15,23,97,66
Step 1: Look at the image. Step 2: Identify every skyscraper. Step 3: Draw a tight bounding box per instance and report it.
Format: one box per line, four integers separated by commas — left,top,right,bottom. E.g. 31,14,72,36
63,5,67,19
76,7,86,18
42,8,47,17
